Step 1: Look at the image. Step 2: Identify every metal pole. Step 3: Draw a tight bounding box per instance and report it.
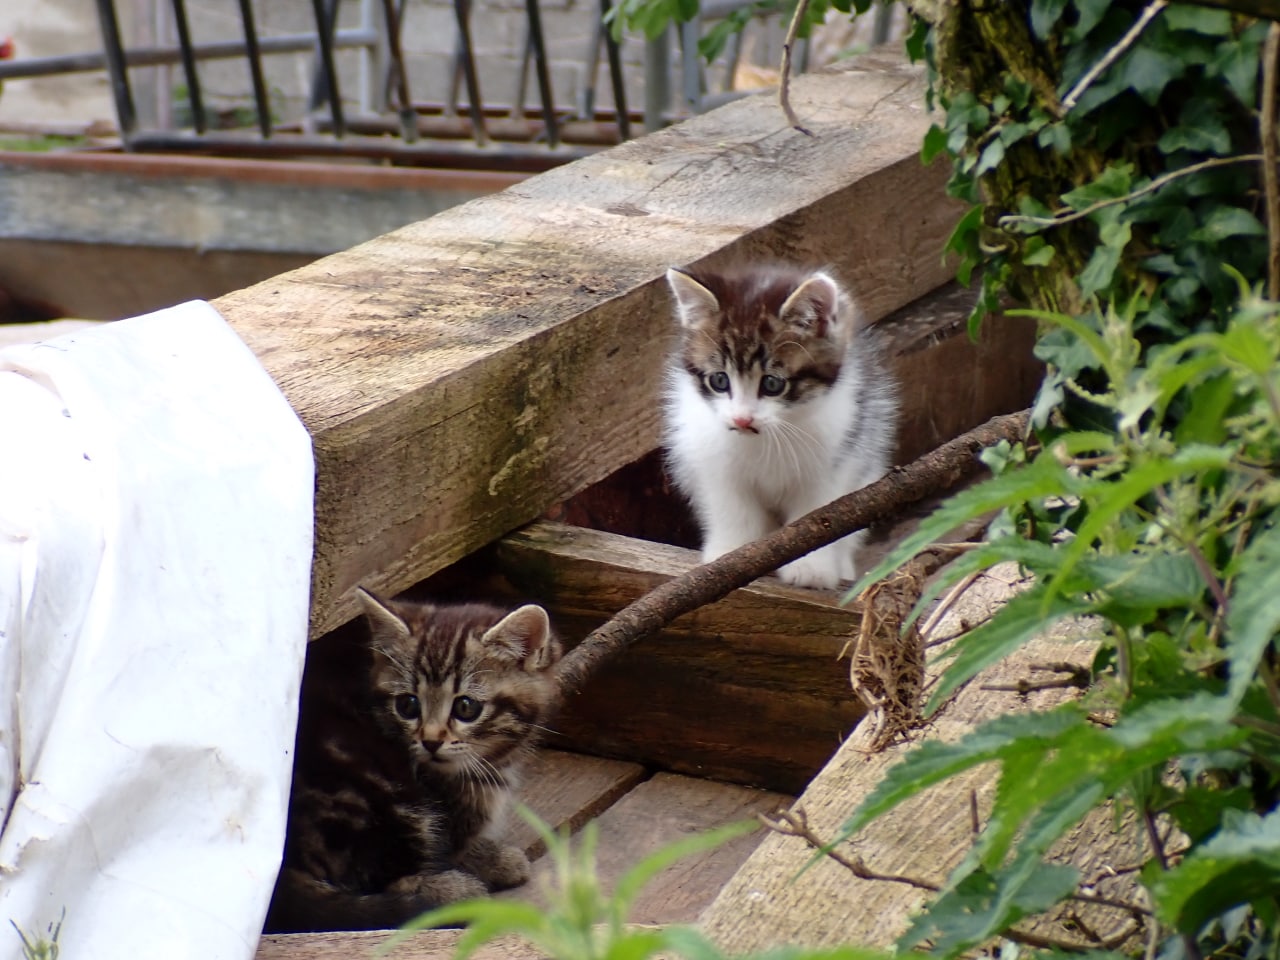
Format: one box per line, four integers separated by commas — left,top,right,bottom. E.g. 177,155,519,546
310,0,347,136
94,0,138,139
643,26,669,133
235,0,273,137
524,0,559,148
170,0,207,132
451,0,489,145
600,0,630,140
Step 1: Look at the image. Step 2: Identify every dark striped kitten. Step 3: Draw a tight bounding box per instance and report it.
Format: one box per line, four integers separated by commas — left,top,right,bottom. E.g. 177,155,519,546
265,590,561,933
664,263,898,589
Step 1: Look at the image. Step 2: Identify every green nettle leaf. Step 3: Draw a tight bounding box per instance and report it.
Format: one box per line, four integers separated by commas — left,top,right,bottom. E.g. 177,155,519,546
1152,808,1280,933
847,454,1077,602
837,708,1085,841
926,584,1093,712
1224,523,1280,705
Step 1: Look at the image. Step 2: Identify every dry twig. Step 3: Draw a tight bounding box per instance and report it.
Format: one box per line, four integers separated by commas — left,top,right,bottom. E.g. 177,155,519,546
778,0,815,135
1263,22,1280,298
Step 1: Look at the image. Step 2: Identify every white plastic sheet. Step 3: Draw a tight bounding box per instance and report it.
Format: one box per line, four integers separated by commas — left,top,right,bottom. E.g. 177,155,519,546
0,301,314,959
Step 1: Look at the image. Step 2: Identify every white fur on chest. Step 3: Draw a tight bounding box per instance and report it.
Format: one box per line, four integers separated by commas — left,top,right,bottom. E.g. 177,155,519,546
664,357,887,588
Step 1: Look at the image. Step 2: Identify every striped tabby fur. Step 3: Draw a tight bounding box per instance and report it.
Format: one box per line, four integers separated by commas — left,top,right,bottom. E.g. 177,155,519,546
264,590,561,933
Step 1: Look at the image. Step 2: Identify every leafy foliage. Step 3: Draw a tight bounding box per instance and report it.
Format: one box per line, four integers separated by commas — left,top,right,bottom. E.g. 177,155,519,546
390,809,908,960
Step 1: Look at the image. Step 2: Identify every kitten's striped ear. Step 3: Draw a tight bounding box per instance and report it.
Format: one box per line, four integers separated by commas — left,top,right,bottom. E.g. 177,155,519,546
356,587,412,644
484,604,557,671
779,272,841,332
666,268,720,329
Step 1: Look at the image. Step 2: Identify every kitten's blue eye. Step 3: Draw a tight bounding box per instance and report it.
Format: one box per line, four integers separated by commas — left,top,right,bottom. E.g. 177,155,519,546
394,694,420,720
706,372,731,393
760,374,787,397
452,695,483,722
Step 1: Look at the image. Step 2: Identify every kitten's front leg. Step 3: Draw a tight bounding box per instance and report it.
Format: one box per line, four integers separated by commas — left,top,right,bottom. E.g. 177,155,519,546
777,492,860,590
695,482,773,564
457,835,531,890
388,867,487,904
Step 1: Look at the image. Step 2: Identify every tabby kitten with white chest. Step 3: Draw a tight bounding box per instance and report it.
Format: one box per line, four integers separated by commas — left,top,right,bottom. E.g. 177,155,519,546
265,590,561,933
664,263,898,589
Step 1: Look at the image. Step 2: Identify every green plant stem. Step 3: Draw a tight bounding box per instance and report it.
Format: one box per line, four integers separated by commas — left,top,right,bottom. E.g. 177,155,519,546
1142,808,1205,960
997,155,1265,231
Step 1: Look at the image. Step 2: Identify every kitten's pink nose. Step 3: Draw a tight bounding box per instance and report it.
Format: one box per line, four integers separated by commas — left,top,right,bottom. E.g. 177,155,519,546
732,415,755,431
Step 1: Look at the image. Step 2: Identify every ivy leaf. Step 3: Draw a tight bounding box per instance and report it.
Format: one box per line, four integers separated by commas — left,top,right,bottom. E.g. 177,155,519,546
1151,808,1280,934
975,138,1006,177
1030,0,1069,39
1158,98,1233,155
922,123,949,165
1062,163,1133,210
1190,207,1267,243
1065,0,1110,43
1078,243,1123,300
1163,6,1233,35
1037,122,1071,154
1119,44,1188,104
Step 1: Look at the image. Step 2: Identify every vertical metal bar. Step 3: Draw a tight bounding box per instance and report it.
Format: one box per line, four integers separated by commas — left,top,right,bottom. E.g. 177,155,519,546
600,0,630,140
524,0,559,148
451,0,489,145
94,0,138,140
679,17,701,112
236,0,273,137
872,3,893,46
512,26,532,120
310,0,347,136
579,10,603,119
643,27,669,133
170,0,207,133
379,0,417,141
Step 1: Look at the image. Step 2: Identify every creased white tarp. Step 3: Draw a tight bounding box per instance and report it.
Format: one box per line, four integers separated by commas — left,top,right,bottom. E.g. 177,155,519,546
0,301,314,960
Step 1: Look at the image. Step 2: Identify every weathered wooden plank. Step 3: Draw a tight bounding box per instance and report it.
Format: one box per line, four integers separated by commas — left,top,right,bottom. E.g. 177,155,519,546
517,772,789,925
511,749,648,859
697,567,1139,953
212,50,964,637
450,519,866,793
256,928,507,960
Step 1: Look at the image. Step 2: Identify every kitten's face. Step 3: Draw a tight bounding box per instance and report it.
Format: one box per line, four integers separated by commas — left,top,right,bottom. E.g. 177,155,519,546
357,591,561,780
667,266,854,435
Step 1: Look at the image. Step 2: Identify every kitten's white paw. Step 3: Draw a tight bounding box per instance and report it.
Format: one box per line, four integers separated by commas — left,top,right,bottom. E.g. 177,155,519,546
778,553,842,590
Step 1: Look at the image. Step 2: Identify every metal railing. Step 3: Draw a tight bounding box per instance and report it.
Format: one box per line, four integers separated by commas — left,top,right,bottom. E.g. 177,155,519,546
0,0,633,171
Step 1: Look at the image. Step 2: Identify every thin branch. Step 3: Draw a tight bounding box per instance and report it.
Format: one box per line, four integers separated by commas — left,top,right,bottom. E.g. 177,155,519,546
759,807,941,890
557,409,1031,694
919,570,983,640
778,0,815,136
1264,22,1280,298
997,155,1264,231
1062,1,1169,112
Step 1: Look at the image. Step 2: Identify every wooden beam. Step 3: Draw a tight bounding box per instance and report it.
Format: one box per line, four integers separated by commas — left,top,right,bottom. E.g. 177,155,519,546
443,519,866,793
212,50,965,637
